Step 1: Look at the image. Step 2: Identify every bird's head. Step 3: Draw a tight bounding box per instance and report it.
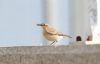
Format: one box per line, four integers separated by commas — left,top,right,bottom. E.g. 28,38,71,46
37,23,48,27
37,23,49,30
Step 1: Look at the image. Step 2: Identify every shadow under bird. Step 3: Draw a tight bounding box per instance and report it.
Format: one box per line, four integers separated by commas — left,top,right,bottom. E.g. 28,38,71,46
37,23,72,45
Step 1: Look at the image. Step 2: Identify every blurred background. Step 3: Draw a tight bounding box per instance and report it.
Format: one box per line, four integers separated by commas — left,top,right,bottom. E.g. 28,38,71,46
0,0,99,47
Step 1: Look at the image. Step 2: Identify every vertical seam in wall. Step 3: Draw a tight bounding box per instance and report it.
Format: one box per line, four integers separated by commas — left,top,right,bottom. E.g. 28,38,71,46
20,55,22,64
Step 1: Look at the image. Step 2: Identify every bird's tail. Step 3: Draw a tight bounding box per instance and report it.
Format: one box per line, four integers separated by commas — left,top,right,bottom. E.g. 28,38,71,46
58,34,72,38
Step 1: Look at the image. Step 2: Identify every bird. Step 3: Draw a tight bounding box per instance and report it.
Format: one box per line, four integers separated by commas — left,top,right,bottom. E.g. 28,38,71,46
37,23,72,45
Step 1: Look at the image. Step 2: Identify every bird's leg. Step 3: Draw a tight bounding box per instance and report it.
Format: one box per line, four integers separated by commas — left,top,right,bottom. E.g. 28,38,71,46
50,41,56,45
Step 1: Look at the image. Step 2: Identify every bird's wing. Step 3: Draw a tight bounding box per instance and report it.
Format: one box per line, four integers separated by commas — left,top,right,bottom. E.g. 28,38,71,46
45,26,57,35
45,26,72,38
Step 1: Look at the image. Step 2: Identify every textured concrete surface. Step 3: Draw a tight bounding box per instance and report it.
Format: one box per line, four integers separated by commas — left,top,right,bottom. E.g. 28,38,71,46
0,44,100,64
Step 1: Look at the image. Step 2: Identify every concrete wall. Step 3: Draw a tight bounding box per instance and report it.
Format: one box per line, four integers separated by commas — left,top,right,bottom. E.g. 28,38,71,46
0,44,100,64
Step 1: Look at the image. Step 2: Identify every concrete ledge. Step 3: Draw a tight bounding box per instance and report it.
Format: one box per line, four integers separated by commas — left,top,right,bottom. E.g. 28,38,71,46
0,44,100,64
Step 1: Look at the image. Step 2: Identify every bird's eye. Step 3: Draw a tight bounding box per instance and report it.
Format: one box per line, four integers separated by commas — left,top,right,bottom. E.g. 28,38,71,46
42,24,45,26
41,24,47,26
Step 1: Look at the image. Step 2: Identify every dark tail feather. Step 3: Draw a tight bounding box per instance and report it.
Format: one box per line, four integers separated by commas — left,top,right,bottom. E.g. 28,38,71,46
58,34,72,38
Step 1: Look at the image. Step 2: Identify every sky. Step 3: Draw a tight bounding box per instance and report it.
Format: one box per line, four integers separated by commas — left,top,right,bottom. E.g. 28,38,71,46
0,0,44,46
0,0,99,47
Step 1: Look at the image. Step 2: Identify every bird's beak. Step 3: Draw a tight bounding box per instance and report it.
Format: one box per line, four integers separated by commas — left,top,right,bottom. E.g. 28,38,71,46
37,24,44,26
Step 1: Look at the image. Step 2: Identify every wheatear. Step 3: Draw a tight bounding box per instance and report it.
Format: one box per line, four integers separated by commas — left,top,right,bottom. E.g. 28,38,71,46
37,23,72,45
